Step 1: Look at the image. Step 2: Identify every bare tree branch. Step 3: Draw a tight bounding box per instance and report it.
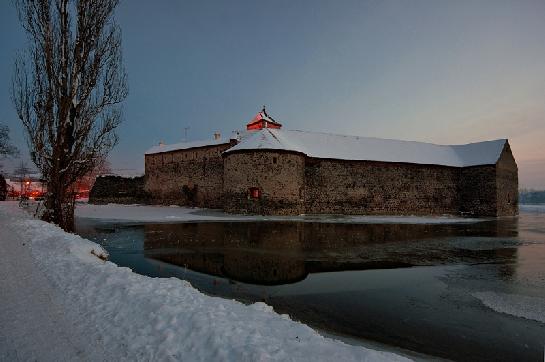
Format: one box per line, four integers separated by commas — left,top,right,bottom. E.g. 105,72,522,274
0,124,19,158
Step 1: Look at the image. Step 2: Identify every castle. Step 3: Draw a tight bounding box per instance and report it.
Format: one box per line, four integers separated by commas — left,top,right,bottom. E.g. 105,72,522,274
144,109,518,217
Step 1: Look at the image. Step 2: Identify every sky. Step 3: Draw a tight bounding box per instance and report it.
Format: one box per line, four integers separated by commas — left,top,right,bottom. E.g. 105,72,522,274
1,0,545,188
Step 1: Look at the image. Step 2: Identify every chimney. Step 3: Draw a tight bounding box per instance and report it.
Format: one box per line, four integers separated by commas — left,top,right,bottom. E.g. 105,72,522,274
214,132,221,140
159,141,164,147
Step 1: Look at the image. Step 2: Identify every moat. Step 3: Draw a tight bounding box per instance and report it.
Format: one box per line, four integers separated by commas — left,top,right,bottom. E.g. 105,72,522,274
75,210,545,361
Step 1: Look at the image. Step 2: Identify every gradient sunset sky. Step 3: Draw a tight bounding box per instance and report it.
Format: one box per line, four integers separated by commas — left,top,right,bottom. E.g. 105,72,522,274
1,0,544,188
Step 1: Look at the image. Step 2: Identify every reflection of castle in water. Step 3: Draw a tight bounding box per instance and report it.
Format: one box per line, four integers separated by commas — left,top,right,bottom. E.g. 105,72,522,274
143,219,519,285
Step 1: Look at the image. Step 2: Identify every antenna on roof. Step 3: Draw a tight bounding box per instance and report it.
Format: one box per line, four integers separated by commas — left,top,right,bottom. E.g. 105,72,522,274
262,105,267,116
183,127,190,141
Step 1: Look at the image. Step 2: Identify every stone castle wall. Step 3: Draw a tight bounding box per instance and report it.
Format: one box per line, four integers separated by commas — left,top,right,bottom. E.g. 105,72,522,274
142,141,518,217
144,142,233,207
222,151,306,215
222,144,518,217
495,142,518,216
458,165,497,216
304,158,462,216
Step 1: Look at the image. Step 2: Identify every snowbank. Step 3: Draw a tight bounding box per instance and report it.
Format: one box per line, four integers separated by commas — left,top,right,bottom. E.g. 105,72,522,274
76,203,484,225
473,291,545,324
0,202,410,361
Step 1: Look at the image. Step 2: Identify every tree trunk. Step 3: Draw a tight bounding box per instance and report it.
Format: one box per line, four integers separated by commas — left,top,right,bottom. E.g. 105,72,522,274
43,178,75,232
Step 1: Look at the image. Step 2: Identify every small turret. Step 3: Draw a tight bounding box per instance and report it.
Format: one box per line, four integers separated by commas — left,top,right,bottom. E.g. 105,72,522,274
246,106,282,131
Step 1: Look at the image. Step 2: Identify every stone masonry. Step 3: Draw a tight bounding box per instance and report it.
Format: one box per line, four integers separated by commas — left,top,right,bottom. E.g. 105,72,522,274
144,142,234,208
89,176,149,204
222,142,518,217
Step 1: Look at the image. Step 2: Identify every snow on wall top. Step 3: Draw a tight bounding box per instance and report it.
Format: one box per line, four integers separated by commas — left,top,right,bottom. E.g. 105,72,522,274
145,130,255,155
145,138,230,155
225,129,507,167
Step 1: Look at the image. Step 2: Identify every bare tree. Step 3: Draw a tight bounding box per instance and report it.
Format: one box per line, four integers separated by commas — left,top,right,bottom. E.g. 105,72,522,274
12,0,128,231
0,123,19,172
0,124,19,162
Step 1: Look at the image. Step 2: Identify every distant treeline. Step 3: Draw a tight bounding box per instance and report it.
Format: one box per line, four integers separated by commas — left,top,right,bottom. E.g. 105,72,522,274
519,190,545,204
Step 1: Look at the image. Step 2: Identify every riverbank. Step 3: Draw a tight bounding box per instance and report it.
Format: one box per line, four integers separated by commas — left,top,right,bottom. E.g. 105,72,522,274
0,201,409,361
75,202,486,224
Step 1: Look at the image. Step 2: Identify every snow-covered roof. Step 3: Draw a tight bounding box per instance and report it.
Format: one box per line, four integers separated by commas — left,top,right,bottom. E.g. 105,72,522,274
224,129,507,167
145,138,230,155
145,130,256,155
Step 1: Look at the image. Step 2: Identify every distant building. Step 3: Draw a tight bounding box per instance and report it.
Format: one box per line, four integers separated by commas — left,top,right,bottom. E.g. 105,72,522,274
144,108,518,217
5,174,45,199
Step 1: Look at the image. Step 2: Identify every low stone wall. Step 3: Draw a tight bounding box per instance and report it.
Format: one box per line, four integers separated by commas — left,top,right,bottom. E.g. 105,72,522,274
89,176,149,204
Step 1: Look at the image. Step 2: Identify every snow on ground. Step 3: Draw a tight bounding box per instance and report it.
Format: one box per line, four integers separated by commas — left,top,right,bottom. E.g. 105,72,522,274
473,291,545,324
75,203,485,225
0,202,410,361
519,204,545,213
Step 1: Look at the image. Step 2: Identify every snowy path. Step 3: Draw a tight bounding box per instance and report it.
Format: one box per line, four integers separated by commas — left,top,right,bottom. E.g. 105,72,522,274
0,202,410,361
0,205,109,361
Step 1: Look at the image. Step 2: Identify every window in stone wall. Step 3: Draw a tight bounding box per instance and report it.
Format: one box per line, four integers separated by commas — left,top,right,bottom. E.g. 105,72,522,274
273,157,277,164
249,187,261,199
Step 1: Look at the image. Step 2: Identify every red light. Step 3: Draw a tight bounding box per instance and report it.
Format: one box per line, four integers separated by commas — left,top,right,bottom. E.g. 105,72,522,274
249,187,261,199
